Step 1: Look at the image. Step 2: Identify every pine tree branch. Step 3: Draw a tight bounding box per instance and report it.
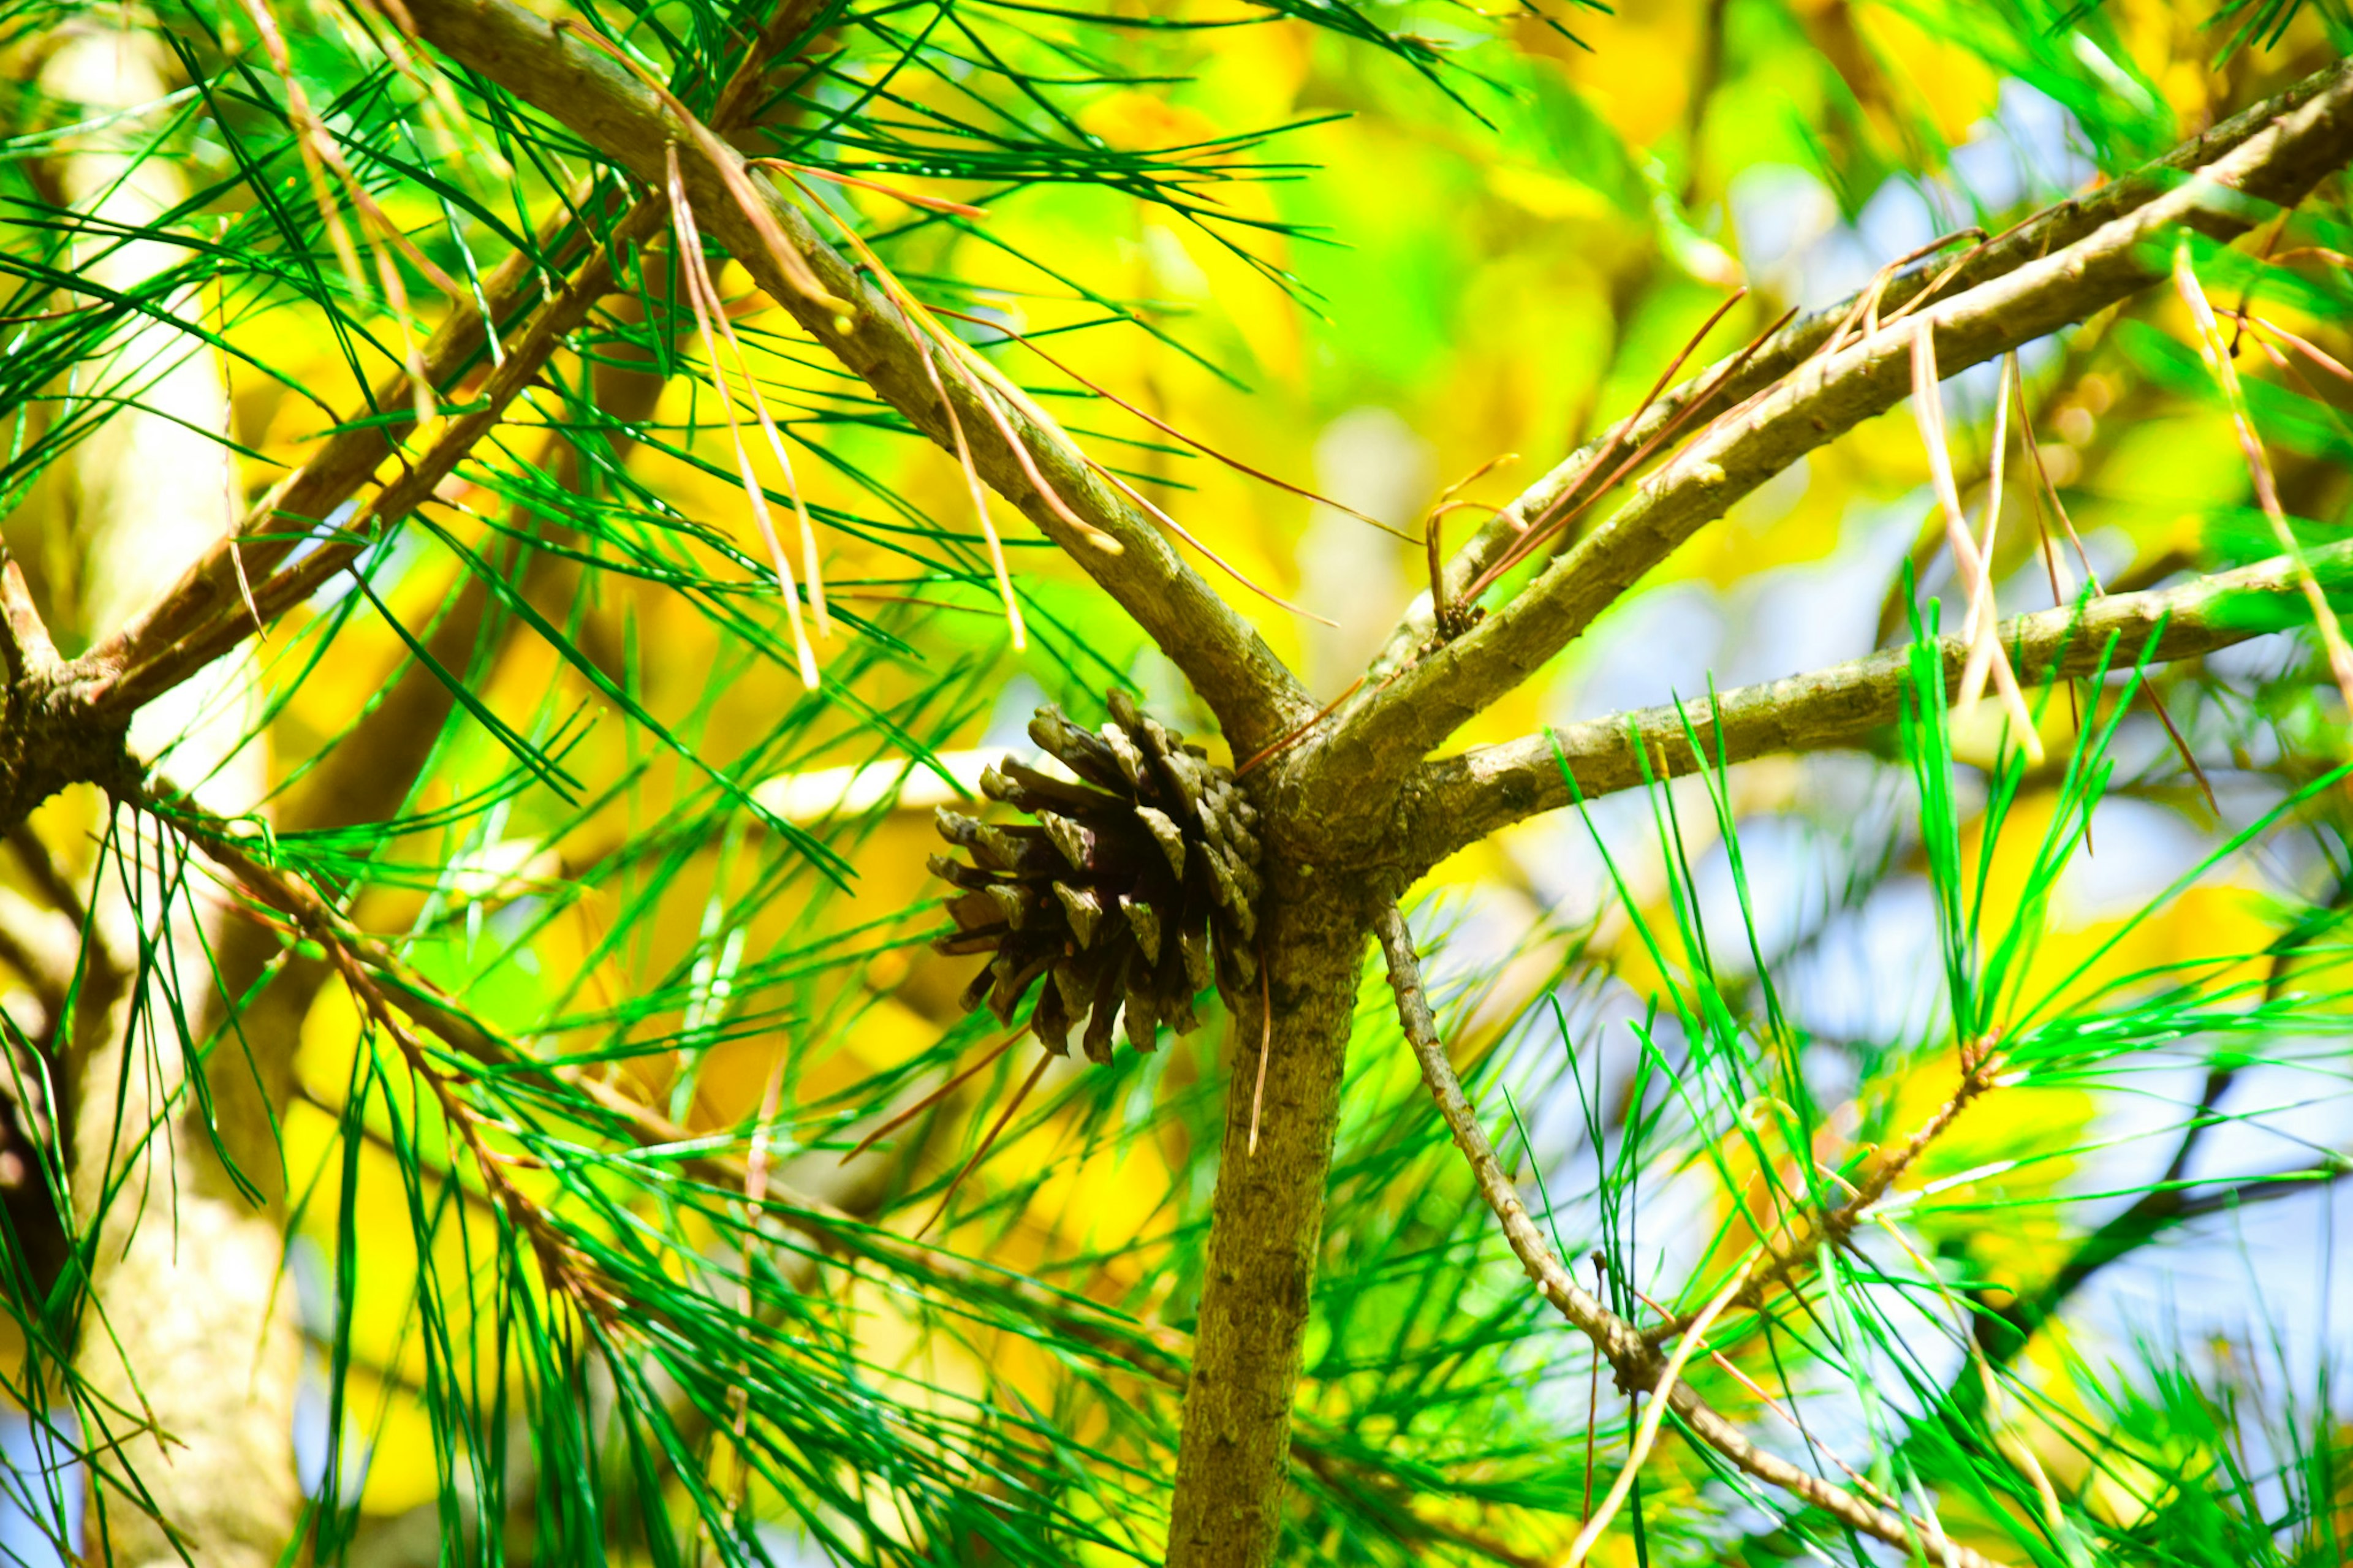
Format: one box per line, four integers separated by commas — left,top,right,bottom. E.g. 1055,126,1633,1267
393,0,1308,754
0,0,866,828
0,181,640,838
1642,1037,2006,1352
77,195,666,722
77,0,827,697
1373,904,2018,1568
1364,60,2353,679
135,776,1204,1393
1396,537,2353,869
1316,56,2353,795
67,184,607,697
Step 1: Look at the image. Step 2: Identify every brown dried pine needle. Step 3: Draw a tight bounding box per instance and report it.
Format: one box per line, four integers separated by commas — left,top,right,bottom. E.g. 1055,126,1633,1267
2172,243,2353,723
1910,320,2043,763
666,143,822,687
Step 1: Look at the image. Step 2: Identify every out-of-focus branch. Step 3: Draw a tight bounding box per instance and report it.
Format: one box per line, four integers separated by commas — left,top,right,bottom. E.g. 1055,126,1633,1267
394,0,1307,754
1398,537,2353,869
75,215,566,675
0,884,79,1020
1974,1153,2353,1363
1372,904,2017,1568
1320,57,2353,791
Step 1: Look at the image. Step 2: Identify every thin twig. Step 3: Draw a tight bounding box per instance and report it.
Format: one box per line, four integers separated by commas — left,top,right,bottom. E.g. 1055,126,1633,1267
1371,904,2014,1568
1911,320,2042,759
1642,1033,2007,1349
1559,1269,1749,1567
1401,536,2353,867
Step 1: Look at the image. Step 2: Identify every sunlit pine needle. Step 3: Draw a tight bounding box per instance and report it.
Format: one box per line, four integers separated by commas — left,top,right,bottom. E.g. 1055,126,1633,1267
731,1048,789,1518
1090,463,1335,625
906,308,1027,650
690,121,853,315
2009,357,2084,739
1248,955,1271,1156
1555,1266,1753,1568
667,144,820,688
1910,321,2042,762
1466,299,1789,606
2012,362,2099,594
667,186,832,642
1962,353,2013,643
555,20,849,315
2234,309,2353,382
1522,287,1748,545
931,305,1411,541
2171,243,2353,725
836,1028,1023,1167
782,176,1120,556
371,238,437,429
748,157,990,218
238,0,464,308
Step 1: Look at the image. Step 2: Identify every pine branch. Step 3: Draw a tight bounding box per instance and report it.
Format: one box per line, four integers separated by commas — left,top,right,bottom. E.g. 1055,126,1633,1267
1396,537,2353,869
1373,904,2018,1568
0,0,830,831
394,0,1308,754
1641,1036,2007,1352
76,0,832,692
1314,56,2353,793
79,196,666,721
1364,59,2353,678
137,777,1202,1391
68,189,586,681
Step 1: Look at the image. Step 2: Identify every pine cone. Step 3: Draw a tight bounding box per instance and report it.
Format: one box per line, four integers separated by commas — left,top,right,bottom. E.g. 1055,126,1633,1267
928,692,1261,1062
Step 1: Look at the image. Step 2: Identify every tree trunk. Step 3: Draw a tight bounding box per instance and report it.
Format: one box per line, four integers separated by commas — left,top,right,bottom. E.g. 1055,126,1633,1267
36,21,303,1565
1165,867,1370,1567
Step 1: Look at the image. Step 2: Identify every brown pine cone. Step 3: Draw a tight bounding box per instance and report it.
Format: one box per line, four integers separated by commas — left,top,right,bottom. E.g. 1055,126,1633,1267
928,692,1260,1062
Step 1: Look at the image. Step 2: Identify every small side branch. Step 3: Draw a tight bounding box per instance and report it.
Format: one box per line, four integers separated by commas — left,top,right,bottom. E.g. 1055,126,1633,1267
1398,537,2353,868
1642,1035,2006,1350
85,197,669,720
1373,904,2017,1568
137,779,1197,1385
1365,58,2353,677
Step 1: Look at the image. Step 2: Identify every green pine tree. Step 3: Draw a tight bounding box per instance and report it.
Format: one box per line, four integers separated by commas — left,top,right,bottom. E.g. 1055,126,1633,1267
0,0,2349,1563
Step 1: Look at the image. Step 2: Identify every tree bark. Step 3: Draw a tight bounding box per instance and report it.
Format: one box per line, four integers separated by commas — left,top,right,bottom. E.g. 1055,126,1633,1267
34,22,303,1565
1165,868,1370,1567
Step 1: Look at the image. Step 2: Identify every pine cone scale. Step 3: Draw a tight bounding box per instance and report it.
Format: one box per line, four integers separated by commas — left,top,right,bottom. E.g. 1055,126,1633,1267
930,695,1262,1058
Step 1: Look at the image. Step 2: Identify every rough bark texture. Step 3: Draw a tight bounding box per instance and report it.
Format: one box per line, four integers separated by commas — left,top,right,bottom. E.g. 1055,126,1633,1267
1165,867,1370,1567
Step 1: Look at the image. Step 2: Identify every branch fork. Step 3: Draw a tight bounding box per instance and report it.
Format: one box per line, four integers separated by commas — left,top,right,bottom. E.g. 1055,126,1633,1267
11,15,2353,1567
0,559,135,825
